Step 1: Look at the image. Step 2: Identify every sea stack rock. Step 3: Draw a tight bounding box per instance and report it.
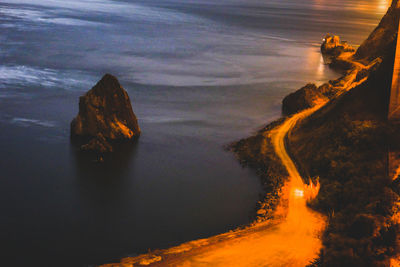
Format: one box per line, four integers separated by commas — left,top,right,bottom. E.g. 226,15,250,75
321,34,355,56
71,74,140,152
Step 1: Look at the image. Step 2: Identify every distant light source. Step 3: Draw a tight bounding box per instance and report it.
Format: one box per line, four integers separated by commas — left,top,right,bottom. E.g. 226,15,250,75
294,189,304,198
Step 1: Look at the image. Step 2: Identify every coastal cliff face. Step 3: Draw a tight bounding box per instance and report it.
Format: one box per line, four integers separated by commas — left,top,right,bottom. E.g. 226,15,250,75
71,74,140,152
286,4,400,266
289,44,398,266
281,28,385,117
281,37,358,116
282,1,400,117
235,1,400,266
355,0,400,62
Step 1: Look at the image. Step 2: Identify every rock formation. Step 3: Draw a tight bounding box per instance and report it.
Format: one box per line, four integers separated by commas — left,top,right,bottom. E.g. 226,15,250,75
80,133,114,153
71,74,140,152
321,34,355,56
283,27,388,117
282,84,320,116
282,83,339,116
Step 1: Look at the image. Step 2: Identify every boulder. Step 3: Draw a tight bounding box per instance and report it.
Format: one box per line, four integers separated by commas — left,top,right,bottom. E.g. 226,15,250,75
71,74,140,152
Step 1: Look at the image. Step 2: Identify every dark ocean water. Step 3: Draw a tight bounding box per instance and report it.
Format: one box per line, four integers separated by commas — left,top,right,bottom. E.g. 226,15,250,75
0,0,389,266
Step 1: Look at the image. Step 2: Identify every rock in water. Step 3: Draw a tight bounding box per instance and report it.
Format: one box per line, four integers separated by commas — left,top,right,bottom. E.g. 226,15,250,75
80,133,114,153
321,34,355,56
71,74,140,152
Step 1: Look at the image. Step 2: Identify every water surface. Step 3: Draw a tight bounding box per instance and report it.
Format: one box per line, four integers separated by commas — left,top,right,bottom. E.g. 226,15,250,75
0,0,389,266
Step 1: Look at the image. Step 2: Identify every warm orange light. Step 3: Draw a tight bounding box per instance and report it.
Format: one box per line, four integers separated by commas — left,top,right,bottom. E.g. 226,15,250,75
112,106,327,267
294,188,304,198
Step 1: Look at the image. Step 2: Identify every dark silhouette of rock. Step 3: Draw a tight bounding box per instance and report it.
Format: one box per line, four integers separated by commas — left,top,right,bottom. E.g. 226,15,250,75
71,74,140,152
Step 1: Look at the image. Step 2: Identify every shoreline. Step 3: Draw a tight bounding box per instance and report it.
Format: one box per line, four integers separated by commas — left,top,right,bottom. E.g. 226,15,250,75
100,2,400,262
100,39,359,267
100,106,325,267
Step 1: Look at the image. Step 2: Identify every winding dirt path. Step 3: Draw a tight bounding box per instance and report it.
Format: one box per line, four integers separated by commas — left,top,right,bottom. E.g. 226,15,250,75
103,105,327,267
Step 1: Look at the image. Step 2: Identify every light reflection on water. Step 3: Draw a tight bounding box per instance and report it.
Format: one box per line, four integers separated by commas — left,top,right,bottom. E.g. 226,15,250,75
0,0,389,266
310,0,389,13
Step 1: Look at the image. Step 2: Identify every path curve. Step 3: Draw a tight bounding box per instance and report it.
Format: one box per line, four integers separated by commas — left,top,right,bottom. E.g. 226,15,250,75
103,105,327,267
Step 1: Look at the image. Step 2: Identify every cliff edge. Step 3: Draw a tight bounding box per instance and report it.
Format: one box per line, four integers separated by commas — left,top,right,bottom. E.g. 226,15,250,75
235,1,400,265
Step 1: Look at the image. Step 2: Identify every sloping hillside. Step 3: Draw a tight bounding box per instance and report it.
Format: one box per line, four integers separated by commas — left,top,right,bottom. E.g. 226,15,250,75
287,3,400,265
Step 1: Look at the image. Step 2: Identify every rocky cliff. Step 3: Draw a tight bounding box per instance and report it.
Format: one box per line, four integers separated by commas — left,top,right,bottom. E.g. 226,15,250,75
285,3,400,265
355,0,400,62
234,1,400,265
281,0,400,118
287,36,398,267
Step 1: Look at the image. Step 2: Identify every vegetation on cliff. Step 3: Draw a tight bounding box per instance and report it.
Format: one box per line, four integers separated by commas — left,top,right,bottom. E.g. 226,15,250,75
289,4,400,266
282,83,340,116
235,1,400,265
231,119,288,222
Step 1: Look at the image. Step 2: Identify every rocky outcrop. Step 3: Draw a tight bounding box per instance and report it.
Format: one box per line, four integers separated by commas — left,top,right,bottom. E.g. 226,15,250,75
71,74,140,152
320,34,357,74
282,34,355,117
321,34,355,57
282,84,320,116
283,28,387,117
282,83,340,116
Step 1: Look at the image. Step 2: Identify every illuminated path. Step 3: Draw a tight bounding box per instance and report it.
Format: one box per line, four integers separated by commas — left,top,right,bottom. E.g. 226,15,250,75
102,47,380,267
103,106,327,267
162,106,328,267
